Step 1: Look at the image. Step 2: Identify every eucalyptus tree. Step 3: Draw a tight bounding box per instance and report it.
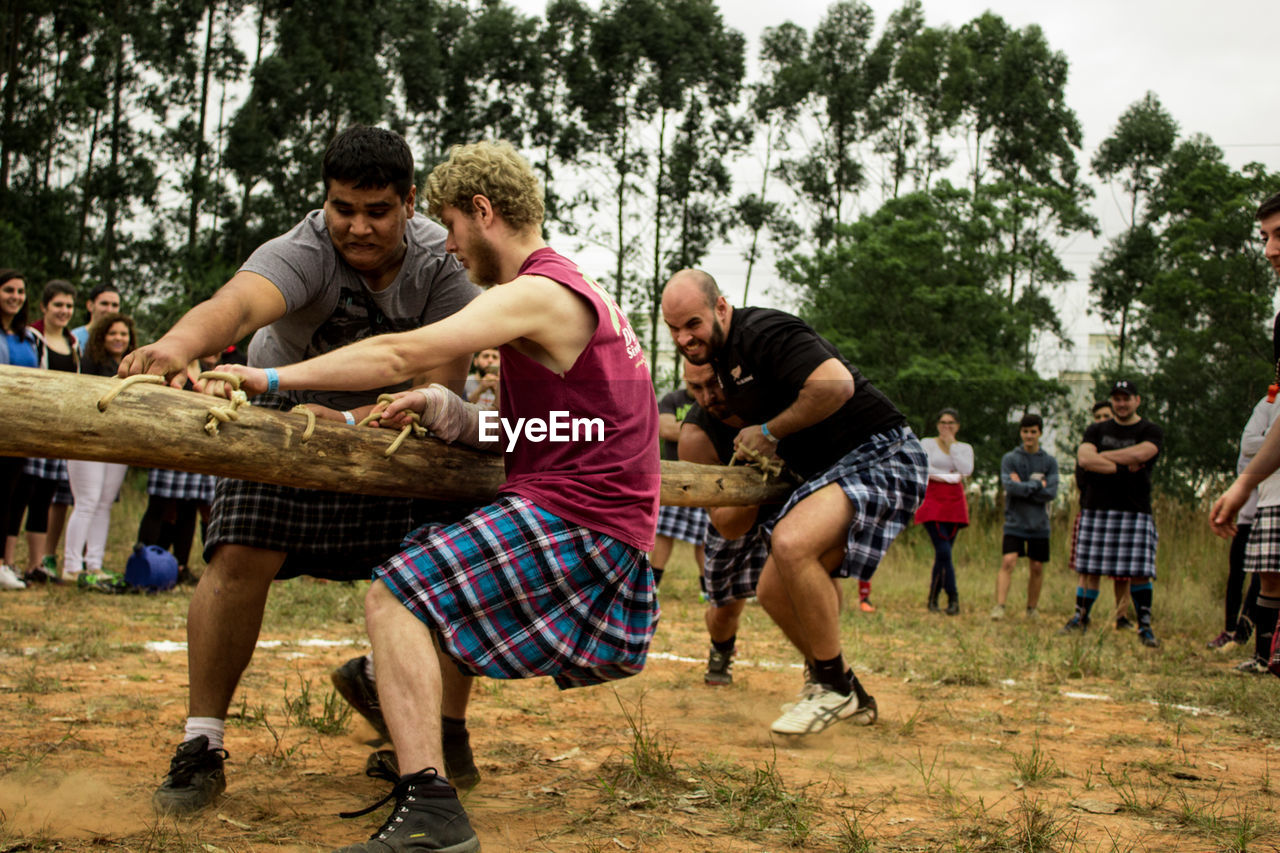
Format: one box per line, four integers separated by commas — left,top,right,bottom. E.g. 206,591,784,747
1088,92,1178,369
772,0,882,248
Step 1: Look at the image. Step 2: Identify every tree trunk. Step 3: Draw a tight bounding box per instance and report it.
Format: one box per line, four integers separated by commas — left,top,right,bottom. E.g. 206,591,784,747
0,367,788,508
187,0,216,253
0,0,25,192
648,108,667,384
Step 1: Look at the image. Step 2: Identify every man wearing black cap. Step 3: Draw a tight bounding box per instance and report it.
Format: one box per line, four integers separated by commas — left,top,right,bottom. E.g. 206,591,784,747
1064,380,1164,647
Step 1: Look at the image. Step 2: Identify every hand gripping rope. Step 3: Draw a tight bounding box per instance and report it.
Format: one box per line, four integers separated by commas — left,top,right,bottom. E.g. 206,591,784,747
729,444,786,482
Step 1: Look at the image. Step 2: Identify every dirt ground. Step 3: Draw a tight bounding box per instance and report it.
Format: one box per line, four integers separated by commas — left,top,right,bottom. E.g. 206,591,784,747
1,580,1278,853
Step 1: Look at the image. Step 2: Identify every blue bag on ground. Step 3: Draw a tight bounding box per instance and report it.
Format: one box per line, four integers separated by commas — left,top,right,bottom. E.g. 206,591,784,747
125,544,179,591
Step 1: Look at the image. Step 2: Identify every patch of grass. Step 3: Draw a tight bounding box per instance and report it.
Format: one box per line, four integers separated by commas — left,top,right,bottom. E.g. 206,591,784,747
700,754,815,847
12,661,61,695
1011,738,1062,787
833,811,874,853
1099,762,1170,815
282,674,352,736
608,692,680,790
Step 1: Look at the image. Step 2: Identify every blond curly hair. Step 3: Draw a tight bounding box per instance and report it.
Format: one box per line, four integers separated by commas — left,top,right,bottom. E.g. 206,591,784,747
425,141,544,231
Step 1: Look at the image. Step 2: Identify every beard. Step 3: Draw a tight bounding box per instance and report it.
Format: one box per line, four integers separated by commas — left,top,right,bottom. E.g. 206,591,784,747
466,233,503,287
683,317,726,365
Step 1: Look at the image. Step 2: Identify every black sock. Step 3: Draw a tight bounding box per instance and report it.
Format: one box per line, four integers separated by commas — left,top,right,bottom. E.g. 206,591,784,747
1131,582,1154,629
712,635,735,654
651,567,665,587
847,669,870,705
1255,595,1280,660
441,715,468,738
1075,586,1099,620
812,654,851,696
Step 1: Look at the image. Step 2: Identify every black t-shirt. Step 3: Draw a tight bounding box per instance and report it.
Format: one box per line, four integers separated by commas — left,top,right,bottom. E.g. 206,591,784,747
657,387,696,461
1081,417,1164,514
713,307,905,479
46,347,76,373
684,402,739,465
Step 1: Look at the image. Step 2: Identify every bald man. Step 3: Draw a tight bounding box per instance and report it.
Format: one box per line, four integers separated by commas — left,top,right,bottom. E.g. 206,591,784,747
662,270,927,735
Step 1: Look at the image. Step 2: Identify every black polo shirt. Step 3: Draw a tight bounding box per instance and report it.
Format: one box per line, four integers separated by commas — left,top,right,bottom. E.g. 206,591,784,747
713,307,905,479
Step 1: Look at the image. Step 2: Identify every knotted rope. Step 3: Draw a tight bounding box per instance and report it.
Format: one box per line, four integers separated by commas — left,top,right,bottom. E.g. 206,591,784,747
730,445,786,482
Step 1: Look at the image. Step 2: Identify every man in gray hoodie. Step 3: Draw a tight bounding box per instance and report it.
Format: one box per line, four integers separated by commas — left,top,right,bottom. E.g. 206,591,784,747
992,413,1059,620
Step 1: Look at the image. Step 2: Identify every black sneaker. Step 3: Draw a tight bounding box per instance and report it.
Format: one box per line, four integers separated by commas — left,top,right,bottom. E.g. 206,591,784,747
366,731,481,792
704,646,733,686
153,736,229,814
1233,617,1254,645
1139,627,1161,648
1059,614,1089,634
332,656,390,743
336,767,479,853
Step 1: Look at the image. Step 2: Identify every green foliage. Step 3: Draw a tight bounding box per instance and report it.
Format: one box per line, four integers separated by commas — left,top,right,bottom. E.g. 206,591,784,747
787,183,1067,475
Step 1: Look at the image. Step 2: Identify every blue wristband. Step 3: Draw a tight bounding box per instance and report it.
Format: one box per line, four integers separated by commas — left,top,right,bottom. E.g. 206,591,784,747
761,422,780,443
264,367,279,393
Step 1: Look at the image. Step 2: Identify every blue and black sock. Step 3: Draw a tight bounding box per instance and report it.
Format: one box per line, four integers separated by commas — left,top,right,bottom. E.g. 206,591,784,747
1131,582,1154,629
1075,586,1099,621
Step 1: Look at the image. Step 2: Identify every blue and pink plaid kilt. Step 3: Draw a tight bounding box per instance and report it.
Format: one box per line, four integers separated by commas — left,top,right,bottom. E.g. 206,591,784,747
764,426,927,580
147,468,217,502
1244,505,1280,573
655,504,709,546
376,495,657,689
1074,508,1157,578
702,518,770,606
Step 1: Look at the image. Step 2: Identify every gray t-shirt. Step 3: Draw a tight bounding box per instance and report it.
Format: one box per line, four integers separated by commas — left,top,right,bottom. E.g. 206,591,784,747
243,209,479,410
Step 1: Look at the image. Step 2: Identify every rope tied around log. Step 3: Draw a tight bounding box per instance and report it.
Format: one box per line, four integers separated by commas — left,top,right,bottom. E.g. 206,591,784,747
729,445,786,482
289,405,316,442
96,373,164,411
196,371,248,436
355,393,428,457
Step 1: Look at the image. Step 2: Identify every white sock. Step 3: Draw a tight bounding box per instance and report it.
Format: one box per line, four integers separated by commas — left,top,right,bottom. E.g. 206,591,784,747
363,653,376,685
184,717,225,751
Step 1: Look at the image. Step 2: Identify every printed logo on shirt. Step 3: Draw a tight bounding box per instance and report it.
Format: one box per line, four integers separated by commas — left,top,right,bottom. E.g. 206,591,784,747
730,365,754,385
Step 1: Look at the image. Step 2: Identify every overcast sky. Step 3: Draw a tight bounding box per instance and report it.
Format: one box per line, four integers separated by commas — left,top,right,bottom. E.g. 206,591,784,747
505,0,1277,373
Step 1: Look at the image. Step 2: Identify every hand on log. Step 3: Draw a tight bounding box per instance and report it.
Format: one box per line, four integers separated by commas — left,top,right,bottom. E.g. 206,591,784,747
118,342,204,390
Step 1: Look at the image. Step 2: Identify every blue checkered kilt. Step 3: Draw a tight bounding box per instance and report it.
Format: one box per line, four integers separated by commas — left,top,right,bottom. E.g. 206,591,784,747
1243,504,1280,573
703,521,767,606
655,504,709,545
24,457,72,504
763,426,927,580
376,495,657,689
147,468,217,502
1074,509,1158,578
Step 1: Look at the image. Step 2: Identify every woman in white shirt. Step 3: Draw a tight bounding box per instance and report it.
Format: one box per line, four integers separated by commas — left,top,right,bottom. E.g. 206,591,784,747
914,408,975,614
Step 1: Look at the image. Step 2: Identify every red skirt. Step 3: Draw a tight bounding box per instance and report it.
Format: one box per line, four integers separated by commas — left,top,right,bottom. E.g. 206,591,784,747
914,480,969,527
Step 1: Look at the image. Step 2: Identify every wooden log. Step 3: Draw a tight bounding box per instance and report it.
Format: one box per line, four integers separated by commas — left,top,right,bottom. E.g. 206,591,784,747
0,366,791,507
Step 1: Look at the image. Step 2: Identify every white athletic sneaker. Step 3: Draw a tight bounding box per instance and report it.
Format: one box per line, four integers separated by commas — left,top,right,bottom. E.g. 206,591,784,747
990,604,1006,621
779,669,823,713
771,687,871,735
0,564,27,590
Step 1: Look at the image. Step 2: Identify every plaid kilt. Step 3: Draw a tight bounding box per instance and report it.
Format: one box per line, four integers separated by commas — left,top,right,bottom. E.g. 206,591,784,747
1243,505,1280,573
377,495,656,689
764,426,927,580
24,457,72,504
703,518,768,606
1074,509,1158,578
148,468,217,502
655,504,709,545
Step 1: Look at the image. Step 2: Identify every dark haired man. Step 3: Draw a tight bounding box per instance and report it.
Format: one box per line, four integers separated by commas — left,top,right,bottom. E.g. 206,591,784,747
1064,380,1163,647
992,413,1058,621
121,125,481,813
661,269,926,736
71,282,120,349
1210,189,1280,678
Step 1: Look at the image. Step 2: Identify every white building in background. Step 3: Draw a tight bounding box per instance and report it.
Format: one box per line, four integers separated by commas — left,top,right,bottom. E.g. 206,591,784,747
1051,332,1118,459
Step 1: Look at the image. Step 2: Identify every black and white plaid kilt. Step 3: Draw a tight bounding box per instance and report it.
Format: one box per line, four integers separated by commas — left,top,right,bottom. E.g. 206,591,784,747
702,521,767,606
655,504,709,545
763,426,927,580
1243,504,1280,573
147,468,218,502
1074,508,1158,578
378,495,656,688
24,457,72,504
202,395,475,581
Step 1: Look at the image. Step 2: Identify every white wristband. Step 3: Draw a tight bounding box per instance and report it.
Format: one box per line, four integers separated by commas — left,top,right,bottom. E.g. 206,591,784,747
342,410,355,426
